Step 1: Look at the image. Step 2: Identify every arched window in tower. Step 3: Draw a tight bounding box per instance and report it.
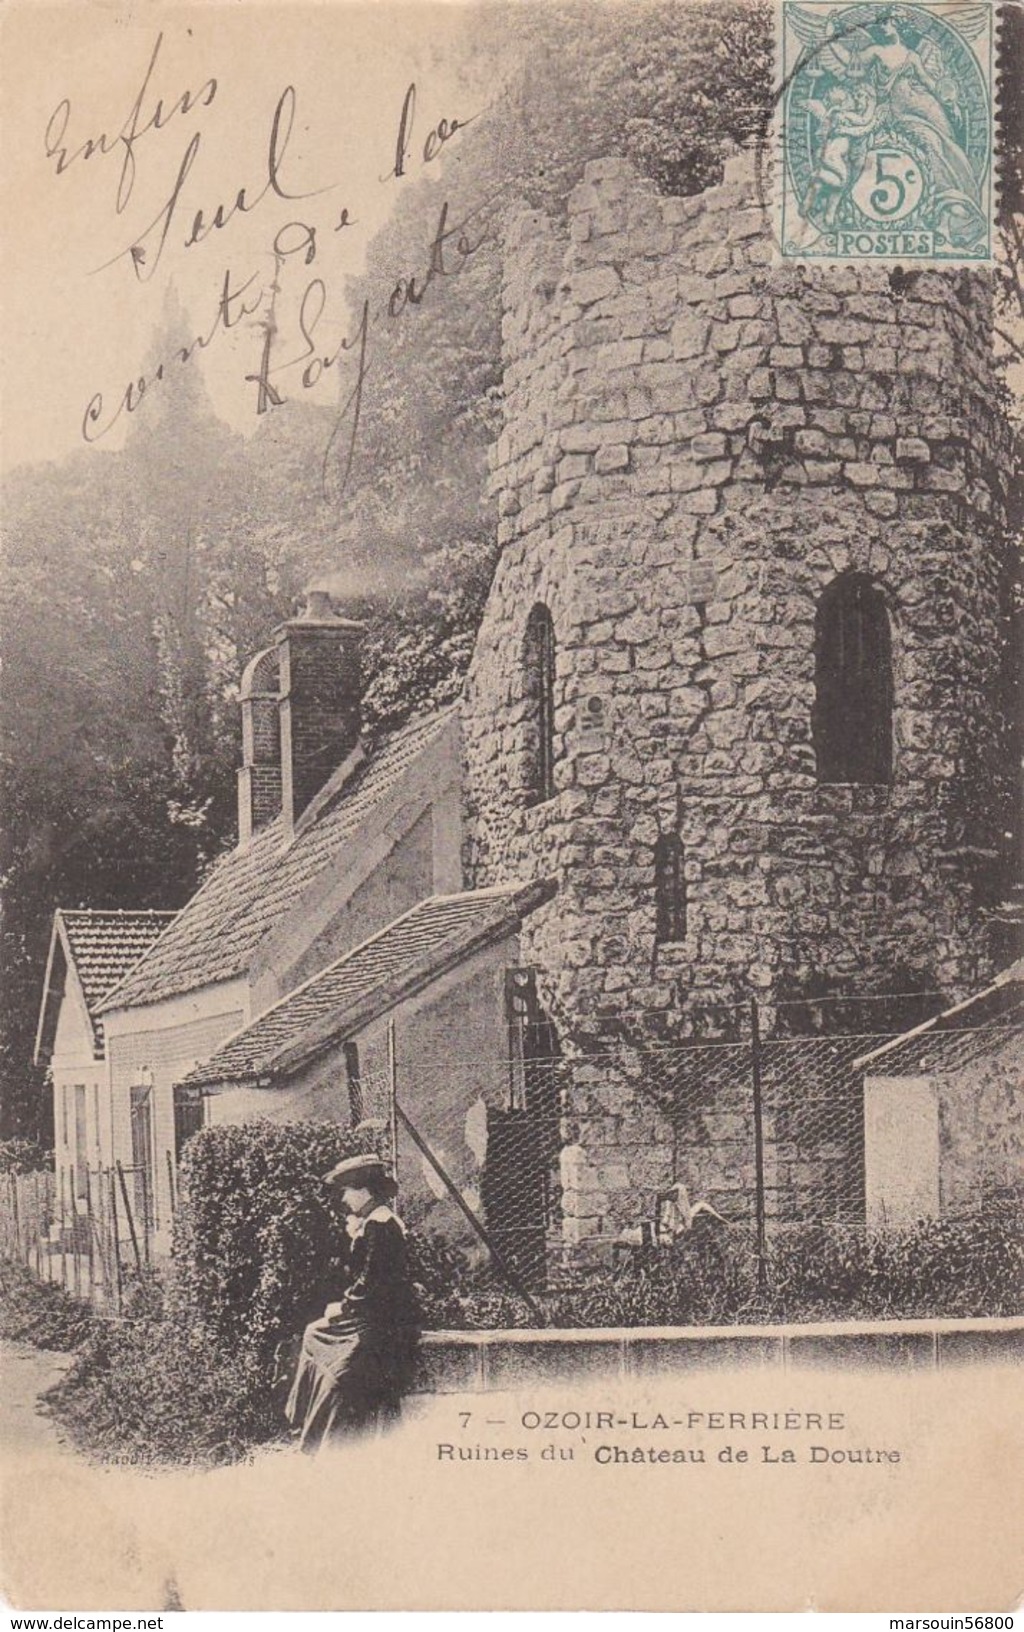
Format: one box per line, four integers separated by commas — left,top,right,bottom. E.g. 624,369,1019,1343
523,603,557,804
654,833,686,942
813,574,893,785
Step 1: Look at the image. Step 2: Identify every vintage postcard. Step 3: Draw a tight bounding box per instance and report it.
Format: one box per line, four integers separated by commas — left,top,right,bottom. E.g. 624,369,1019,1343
1,0,1021,1613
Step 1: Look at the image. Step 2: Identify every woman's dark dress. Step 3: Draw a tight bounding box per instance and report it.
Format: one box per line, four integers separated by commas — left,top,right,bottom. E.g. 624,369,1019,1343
285,1207,418,1453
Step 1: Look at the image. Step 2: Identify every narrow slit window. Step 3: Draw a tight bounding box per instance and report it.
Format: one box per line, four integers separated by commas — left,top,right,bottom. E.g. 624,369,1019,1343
343,1040,364,1126
813,573,893,785
654,834,686,942
523,604,557,805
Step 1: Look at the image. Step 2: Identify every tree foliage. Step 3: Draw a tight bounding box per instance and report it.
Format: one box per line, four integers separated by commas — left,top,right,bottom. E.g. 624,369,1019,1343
331,0,775,723
1,328,343,1138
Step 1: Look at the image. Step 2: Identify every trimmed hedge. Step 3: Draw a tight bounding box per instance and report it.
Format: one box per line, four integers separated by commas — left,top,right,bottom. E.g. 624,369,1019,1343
173,1119,375,1360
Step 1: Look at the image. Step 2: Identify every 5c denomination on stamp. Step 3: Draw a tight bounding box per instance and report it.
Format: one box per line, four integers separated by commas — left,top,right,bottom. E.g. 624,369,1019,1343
776,1,995,263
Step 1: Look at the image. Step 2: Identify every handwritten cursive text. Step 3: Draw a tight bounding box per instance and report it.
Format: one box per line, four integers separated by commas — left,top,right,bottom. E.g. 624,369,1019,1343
45,32,217,215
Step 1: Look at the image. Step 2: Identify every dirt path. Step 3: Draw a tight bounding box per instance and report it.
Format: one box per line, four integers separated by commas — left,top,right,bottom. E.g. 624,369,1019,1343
0,1340,73,1457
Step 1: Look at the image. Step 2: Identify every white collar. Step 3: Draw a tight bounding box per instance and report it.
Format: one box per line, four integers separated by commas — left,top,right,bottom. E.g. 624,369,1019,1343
345,1204,406,1239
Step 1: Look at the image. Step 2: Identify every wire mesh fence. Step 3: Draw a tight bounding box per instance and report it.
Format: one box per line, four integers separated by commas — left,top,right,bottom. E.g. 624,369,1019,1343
3,1006,1018,1314
369,1012,1023,1296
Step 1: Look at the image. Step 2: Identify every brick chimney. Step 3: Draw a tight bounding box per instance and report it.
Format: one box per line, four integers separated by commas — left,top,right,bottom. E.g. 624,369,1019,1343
237,645,282,847
277,590,365,839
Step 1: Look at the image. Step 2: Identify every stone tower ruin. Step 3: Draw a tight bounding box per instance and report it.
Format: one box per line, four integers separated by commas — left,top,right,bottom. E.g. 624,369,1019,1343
461,150,1017,1234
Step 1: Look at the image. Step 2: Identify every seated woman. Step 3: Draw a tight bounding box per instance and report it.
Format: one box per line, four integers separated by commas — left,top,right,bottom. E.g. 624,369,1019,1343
285,1153,419,1453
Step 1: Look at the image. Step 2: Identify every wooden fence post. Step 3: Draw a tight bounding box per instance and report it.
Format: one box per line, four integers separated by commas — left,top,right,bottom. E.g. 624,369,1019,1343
165,1148,176,1220
59,1167,68,1290
10,1174,20,1266
72,1171,82,1296
109,1168,123,1314
116,1162,143,1275
84,1166,96,1298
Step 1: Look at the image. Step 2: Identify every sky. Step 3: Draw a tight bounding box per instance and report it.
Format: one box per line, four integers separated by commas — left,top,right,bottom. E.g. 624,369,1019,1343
0,1,484,473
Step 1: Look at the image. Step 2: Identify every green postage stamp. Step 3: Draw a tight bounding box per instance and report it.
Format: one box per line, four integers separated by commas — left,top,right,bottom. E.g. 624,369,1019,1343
777,1,996,262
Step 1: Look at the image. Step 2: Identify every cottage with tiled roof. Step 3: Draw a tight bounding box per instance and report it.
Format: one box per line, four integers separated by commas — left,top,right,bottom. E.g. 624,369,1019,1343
177,882,557,1242
77,591,486,1256
37,586,562,1265
34,909,175,1228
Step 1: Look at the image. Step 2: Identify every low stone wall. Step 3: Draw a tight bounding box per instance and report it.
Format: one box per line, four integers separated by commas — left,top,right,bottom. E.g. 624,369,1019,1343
413,1316,1023,1392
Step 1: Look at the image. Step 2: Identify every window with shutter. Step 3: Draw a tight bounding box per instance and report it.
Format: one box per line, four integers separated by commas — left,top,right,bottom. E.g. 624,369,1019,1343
130,1083,155,1232
173,1083,206,1162
73,1084,88,1201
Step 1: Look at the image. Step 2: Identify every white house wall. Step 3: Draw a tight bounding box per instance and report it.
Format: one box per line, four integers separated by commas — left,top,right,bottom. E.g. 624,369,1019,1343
263,807,437,1004
864,1031,1023,1226
51,1064,106,1223
49,977,105,1217
206,1069,350,1129
864,1075,940,1229
103,977,248,1254
312,933,518,1247
50,963,95,1069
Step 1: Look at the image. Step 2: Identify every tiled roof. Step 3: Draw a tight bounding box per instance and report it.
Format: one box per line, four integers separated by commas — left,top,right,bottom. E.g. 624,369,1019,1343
855,960,1024,1076
856,1006,1024,1076
36,910,176,1061
183,883,551,1088
60,911,177,1012
98,710,456,1013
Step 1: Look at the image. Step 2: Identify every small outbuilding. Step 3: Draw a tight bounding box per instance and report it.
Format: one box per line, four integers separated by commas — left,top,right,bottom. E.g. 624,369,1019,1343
857,960,1023,1228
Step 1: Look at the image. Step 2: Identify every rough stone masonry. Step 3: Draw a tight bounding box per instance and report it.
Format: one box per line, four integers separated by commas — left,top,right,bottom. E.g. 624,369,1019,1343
461,148,1017,1236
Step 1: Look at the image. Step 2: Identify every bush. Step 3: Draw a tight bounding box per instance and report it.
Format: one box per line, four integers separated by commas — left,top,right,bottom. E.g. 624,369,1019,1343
406,1219,763,1330
0,1258,95,1349
40,1120,387,1466
44,1274,280,1466
767,1205,1024,1321
407,1232,538,1329
424,1209,1024,1329
173,1119,375,1361
551,1223,762,1329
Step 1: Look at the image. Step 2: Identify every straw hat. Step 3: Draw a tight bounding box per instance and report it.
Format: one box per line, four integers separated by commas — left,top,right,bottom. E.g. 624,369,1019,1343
322,1153,396,1195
